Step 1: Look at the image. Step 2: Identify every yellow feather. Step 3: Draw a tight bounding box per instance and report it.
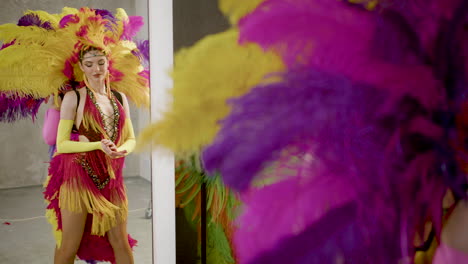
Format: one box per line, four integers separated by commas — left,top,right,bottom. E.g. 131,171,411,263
137,29,284,154
0,7,149,106
218,0,267,25
109,44,149,107
45,209,62,248
114,8,129,38
0,47,68,97
81,112,106,136
23,7,78,29
60,7,79,15
0,23,51,43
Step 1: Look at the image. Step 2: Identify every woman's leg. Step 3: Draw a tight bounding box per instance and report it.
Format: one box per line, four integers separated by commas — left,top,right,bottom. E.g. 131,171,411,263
442,200,468,252
108,220,134,264
54,208,87,264
432,200,468,263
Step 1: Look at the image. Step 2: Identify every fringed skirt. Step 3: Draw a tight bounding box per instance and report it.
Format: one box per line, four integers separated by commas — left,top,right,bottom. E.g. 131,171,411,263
44,150,137,263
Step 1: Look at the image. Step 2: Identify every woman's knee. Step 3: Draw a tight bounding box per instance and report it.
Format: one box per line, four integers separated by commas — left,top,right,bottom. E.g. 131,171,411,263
56,243,80,262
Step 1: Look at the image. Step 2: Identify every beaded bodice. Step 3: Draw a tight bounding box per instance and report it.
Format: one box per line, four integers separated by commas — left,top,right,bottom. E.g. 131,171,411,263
78,87,121,142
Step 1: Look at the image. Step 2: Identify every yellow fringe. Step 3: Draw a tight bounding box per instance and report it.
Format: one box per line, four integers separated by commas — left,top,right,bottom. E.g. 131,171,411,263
59,181,127,236
81,112,108,138
107,157,116,180
137,29,284,155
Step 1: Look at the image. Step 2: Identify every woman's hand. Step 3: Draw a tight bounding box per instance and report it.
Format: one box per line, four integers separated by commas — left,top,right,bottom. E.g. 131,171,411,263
101,139,127,158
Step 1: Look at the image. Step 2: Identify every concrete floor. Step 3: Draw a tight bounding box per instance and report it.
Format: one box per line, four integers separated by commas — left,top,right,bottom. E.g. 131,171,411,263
0,177,152,264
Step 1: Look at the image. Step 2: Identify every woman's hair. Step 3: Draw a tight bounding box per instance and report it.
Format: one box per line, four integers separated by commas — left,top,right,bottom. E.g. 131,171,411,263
79,46,106,62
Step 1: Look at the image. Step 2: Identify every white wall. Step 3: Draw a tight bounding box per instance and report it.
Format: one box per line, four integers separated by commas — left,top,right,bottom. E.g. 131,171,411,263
135,0,151,182
0,0,151,188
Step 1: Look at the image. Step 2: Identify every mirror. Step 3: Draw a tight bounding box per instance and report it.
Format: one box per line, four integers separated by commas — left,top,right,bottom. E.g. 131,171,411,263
172,1,230,263
0,1,152,263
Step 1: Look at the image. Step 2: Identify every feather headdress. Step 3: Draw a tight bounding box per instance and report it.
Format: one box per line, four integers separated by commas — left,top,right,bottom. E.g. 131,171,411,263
0,7,149,121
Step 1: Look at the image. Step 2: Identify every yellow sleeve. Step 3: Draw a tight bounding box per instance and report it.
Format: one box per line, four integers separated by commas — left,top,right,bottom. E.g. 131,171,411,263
56,119,102,153
117,118,136,155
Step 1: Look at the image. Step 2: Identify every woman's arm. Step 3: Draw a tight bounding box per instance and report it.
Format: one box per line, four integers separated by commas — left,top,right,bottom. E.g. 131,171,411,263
116,92,136,155
56,91,102,153
42,109,60,146
42,95,62,146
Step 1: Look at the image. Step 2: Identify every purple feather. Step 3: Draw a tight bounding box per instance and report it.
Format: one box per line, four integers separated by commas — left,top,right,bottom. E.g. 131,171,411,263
237,0,443,111
431,0,468,105
384,0,461,57
94,9,115,22
202,66,464,262
1,40,15,50
233,156,358,263
17,13,53,30
0,93,44,122
94,9,118,32
133,40,149,67
201,0,468,263
238,0,377,68
245,202,401,264
202,65,444,189
371,9,426,64
232,142,452,263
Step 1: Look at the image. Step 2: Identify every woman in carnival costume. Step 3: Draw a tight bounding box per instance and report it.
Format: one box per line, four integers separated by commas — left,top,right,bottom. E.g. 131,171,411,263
138,0,468,263
0,7,149,264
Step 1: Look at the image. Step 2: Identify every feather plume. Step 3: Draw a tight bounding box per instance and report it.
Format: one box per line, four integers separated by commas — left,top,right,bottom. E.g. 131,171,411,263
0,7,149,107
137,29,284,154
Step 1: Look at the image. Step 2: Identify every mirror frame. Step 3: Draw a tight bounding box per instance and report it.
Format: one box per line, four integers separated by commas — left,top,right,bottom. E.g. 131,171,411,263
148,1,176,263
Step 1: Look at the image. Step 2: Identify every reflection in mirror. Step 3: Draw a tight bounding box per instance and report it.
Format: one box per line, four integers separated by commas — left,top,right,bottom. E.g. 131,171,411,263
0,1,152,263
172,1,231,263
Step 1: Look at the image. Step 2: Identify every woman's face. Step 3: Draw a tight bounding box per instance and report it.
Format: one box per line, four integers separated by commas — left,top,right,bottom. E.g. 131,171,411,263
79,49,108,82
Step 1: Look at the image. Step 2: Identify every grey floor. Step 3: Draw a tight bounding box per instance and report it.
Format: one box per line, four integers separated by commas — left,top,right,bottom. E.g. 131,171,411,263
0,176,152,264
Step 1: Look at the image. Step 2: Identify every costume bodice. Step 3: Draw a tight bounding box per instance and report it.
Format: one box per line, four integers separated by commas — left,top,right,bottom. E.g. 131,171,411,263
76,88,124,143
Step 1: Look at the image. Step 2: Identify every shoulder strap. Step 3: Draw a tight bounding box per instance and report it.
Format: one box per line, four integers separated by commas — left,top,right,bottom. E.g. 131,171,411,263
111,90,123,105
74,89,80,113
